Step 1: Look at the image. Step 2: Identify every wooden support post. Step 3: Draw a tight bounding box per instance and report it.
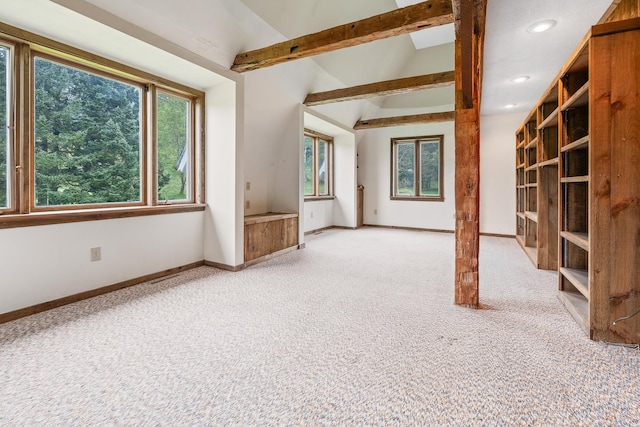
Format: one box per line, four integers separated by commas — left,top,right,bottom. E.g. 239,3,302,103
453,0,486,308
454,103,480,308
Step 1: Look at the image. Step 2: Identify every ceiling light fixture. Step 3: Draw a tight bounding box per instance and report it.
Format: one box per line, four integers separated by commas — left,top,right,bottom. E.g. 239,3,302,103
527,20,557,34
504,104,517,109
512,76,530,83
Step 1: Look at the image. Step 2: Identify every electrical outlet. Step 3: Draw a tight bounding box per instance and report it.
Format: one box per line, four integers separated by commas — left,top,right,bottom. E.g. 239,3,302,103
310,211,314,219
374,209,378,215
90,247,101,262
245,181,251,191
245,200,250,209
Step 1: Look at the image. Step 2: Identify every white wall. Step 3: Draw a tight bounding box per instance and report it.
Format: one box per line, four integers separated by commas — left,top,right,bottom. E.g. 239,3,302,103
0,213,204,314
0,1,244,315
480,112,524,236
203,80,245,267
332,134,357,228
356,113,524,236
303,200,334,233
358,121,456,231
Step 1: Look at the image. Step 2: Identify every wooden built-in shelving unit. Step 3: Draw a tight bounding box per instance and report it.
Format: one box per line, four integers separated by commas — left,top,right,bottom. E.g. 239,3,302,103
514,16,640,344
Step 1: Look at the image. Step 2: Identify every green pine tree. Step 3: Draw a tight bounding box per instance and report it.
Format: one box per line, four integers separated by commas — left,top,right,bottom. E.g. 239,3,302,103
34,57,141,206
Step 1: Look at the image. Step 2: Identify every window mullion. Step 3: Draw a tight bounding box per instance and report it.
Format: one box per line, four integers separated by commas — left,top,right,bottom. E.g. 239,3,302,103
148,84,157,205
17,43,31,214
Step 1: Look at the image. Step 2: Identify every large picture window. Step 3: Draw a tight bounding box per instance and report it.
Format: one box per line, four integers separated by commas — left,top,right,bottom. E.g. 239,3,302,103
34,56,143,207
0,28,204,226
304,130,333,198
391,135,443,201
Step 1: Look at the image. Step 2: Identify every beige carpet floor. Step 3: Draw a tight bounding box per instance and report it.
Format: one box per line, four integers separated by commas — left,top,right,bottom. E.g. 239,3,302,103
0,227,638,426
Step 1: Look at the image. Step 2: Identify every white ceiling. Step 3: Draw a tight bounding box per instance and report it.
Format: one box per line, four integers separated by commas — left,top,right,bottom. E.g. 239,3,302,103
395,0,456,49
482,0,611,115
2,0,616,121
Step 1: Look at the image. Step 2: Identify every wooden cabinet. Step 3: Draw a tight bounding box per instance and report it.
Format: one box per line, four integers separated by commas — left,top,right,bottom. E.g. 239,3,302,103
244,213,299,264
515,18,640,344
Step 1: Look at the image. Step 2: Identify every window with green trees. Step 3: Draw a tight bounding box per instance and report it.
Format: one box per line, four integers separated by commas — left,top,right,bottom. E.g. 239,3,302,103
34,56,142,206
1,44,9,209
391,135,443,201
157,91,190,202
0,30,203,221
304,131,332,198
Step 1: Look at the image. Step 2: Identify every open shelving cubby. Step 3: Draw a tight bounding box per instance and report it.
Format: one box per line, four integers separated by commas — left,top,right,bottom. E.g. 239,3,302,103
557,41,590,335
536,82,560,270
514,15,640,344
515,113,539,266
515,129,526,244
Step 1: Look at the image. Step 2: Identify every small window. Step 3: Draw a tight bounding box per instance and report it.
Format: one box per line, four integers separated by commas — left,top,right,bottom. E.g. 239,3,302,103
0,43,10,210
391,135,443,201
33,55,143,208
157,91,192,202
304,130,333,198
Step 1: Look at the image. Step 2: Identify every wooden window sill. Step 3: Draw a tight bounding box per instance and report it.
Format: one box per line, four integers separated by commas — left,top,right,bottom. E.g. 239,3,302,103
304,196,335,202
0,204,206,229
390,196,444,202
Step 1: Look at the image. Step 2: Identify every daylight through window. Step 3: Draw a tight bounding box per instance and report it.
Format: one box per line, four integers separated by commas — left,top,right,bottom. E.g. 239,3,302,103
391,135,443,201
304,131,332,198
34,56,143,207
157,91,191,202
0,43,10,210
0,29,203,223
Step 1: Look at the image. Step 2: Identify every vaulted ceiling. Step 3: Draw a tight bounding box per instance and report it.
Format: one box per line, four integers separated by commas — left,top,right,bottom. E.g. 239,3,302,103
4,0,615,121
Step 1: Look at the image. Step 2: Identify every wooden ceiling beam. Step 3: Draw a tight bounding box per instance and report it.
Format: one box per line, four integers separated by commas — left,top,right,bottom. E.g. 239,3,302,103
353,111,454,130
232,0,454,73
304,71,454,106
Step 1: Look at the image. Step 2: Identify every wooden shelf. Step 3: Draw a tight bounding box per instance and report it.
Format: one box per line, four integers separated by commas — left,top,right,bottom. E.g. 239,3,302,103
244,212,298,224
516,185,525,189
516,163,525,169
561,231,589,252
539,108,559,128
538,158,559,167
560,267,589,299
523,245,538,265
561,135,589,152
515,18,640,344
557,290,589,336
561,82,590,111
561,175,589,183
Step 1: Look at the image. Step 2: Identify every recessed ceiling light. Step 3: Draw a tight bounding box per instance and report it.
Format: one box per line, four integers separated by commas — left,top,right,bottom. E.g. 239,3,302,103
504,104,517,109
527,20,557,33
512,76,530,83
